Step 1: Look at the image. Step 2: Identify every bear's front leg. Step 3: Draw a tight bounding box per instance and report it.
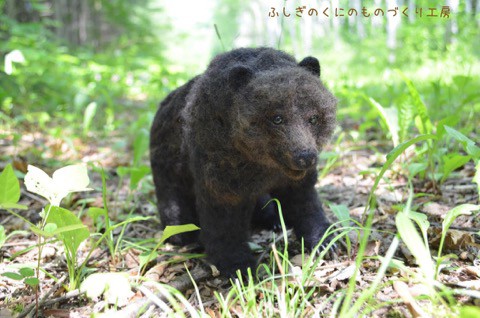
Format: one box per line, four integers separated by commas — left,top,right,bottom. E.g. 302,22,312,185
273,173,332,250
195,193,256,277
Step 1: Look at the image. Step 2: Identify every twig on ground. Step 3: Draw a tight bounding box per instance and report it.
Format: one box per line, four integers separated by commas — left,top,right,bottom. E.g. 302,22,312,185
116,264,212,318
38,289,80,307
1,241,36,247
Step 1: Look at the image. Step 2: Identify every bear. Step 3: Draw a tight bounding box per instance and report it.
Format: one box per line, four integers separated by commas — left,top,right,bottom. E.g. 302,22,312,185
150,47,337,276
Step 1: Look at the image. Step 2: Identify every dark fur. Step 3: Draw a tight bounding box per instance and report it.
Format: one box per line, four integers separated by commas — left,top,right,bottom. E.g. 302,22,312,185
150,47,337,276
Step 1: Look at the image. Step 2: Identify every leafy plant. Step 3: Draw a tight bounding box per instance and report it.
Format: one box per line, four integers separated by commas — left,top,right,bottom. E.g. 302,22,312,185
0,163,27,210
329,204,355,257
23,164,92,290
90,166,150,263
139,224,200,274
83,102,98,136
474,161,480,196
370,72,479,187
340,134,437,316
45,205,91,287
0,164,28,250
435,204,480,278
2,267,39,289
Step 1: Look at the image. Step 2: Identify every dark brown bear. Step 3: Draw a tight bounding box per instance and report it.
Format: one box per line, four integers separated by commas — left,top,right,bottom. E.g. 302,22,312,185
150,47,337,276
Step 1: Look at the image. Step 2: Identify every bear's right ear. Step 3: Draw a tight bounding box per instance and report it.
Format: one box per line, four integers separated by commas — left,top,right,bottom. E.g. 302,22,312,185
299,56,321,77
228,65,254,90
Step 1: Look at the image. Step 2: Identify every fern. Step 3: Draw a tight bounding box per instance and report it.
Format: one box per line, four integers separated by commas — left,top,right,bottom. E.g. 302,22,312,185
397,70,433,135
396,95,415,143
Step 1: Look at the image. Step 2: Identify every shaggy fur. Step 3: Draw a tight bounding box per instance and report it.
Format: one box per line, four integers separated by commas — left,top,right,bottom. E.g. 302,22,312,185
150,47,337,276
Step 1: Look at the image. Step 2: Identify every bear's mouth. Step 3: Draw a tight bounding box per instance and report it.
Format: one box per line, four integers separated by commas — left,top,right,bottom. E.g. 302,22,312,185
276,159,307,180
283,167,307,180
271,152,308,180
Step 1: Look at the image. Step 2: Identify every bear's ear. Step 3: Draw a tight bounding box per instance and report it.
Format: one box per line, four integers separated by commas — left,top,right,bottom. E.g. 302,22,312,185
299,56,321,77
228,65,254,90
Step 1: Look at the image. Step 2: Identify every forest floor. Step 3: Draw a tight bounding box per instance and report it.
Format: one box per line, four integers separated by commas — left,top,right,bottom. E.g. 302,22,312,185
0,123,479,317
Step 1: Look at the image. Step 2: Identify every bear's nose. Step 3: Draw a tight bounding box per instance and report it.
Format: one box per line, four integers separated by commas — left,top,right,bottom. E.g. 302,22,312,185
293,150,317,169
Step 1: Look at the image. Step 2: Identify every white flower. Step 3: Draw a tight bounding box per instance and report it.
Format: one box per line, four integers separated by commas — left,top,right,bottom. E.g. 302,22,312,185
24,164,93,206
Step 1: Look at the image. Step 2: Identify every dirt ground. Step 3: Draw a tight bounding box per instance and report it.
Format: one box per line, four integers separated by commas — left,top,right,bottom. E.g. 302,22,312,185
1,127,479,317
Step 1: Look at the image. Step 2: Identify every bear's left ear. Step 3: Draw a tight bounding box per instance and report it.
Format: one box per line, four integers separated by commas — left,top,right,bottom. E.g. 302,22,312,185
299,56,321,77
228,65,254,90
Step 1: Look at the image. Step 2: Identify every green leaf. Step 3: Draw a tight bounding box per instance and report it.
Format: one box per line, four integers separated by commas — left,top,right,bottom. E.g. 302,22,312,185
368,98,399,146
129,165,150,190
396,212,434,280
50,224,90,235
408,211,430,243
0,164,20,205
436,116,460,140
386,135,437,163
0,202,27,210
329,204,351,228
45,206,90,256
0,225,5,248
83,102,98,135
441,154,472,183
44,223,58,234
407,162,427,179
115,165,150,189
139,250,158,269
32,221,87,238
19,267,35,277
88,207,107,219
473,161,480,196
30,224,56,238
466,143,480,159
160,224,200,245
460,306,480,318
87,207,107,229
2,272,23,280
396,96,414,143
444,125,474,145
397,71,433,135
443,204,479,234
24,277,40,287
444,126,480,159
436,204,479,265
116,166,130,177
133,128,149,167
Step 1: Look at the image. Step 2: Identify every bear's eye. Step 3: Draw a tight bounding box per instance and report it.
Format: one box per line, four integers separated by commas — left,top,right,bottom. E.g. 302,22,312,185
272,115,284,125
308,115,319,125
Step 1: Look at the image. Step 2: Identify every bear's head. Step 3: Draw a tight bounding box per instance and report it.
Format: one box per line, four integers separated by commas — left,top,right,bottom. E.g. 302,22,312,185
230,57,337,180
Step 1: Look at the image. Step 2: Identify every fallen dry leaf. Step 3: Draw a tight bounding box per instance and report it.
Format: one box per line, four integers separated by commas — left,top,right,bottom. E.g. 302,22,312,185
429,228,476,250
393,281,427,318
421,202,451,217
328,264,356,282
364,240,381,257
465,266,480,278
145,262,168,281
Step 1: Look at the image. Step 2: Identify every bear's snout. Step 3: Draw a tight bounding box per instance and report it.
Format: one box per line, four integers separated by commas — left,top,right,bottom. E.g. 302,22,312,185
292,149,317,170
